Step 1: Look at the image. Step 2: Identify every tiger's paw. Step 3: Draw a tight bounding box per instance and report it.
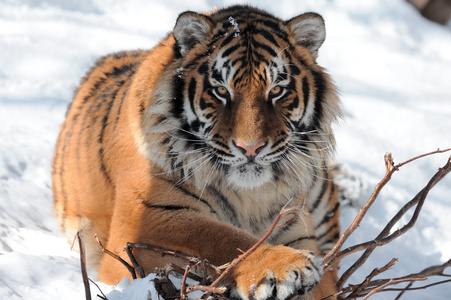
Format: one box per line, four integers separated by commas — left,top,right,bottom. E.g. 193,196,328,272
231,244,323,300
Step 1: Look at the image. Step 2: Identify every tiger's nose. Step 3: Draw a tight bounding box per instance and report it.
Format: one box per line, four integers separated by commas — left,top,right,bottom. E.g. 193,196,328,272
234,140,267,158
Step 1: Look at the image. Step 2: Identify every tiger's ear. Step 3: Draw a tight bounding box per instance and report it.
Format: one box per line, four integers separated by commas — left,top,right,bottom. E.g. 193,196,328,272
173,11,213,56
286,13,326,59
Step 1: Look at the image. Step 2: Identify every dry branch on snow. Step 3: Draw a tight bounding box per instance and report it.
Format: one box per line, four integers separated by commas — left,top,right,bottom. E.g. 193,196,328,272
79,148,451,300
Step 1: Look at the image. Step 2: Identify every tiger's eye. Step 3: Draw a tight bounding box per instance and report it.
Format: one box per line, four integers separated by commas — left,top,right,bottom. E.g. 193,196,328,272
270,86,282,96
216,86,229,96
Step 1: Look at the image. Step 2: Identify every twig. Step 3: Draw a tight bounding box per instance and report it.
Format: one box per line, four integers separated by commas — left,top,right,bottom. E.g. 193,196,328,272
394,281,413,300
77,231,92,300
395,147,451,169
180,263,193,300
324,148,451,269
88,279,108,300
205,205,298,294
336,156,451,290
323,241,451,299
94,235,137,279
347,258,398,298
360,278,395,300
185,285,227,294
126,242,221,276
124,245,145,278
365,258,451,289
164,263,206,283
384,278,451,294
323,153,396,267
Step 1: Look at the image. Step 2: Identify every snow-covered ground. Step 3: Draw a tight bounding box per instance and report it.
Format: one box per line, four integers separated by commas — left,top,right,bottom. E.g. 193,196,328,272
1,0,450,299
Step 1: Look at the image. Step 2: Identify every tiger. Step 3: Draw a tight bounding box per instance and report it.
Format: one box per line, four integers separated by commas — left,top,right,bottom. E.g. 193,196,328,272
52,5,341,300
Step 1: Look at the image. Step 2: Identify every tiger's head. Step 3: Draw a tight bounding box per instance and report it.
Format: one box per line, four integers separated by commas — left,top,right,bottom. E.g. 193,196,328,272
145,5,341,194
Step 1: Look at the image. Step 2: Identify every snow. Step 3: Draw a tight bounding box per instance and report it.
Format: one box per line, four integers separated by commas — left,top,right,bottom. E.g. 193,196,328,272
1,0,450,299
228,16,240,37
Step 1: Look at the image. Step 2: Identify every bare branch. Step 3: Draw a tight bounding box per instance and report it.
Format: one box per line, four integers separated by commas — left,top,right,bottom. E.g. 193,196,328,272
359,278,426,300
323,153,397,267
77,231,92,300
180,263,193,300
126,242,221,276
185,285,227,294
347,258,398,298
88,279,108,300
94,235,137,279
386,278,451,294
206,206,298,294
395,147,451,169
124,244,145,279
336,155,451,289
324,148,451,269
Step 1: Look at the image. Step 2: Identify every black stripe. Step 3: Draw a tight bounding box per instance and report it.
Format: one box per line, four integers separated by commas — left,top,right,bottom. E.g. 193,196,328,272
97,94,116,183
309,70,326,131
284,236,316,247
189,120,201,132
114,80,133,130
309,176,328,213
98,148,112,183
99,97,116,145
251,38,277,57
315,202,340,228
289,63,301,76
260,19,282,32
222,43,241,58
319,233,341,248
184,55,207,71
286,96,299,111
301,76,310,120
80,65,130,147
188,77,197,114
211,137,229,150
112,51,129,59
178,122,203,145
251,50,266,64
88,77,107,100
139,101,145,115
158,177,217,216
207,185,240,226
271,136,287,150
211,62,223,83
256,29,280,48
317,223,339,241
232,68,247,85
218,29,239,49
170,75,185,118
105,64,134,78
198,62,208,74
212,148,234,158
302,253,321,274
199,96,214,110
142,203,193,211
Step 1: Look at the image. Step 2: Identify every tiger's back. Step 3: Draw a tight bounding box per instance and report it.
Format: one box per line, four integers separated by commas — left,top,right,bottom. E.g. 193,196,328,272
53,5,341,300
53,50,147,245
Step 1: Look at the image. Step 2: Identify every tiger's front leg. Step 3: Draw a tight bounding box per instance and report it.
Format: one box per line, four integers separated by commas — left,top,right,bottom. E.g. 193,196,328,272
101,222,327,300
97,184,332,300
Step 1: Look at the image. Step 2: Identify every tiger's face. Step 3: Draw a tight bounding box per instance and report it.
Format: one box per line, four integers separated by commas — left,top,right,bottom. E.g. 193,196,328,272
146,6,340,192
